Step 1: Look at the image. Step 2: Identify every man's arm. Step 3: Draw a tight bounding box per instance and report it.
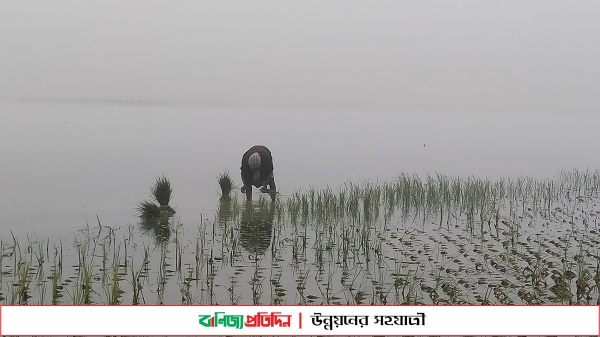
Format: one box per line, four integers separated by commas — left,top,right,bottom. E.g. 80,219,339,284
241,171,252,199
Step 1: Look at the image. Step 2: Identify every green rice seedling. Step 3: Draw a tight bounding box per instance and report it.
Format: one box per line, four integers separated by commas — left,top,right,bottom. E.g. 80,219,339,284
339,225,351,267
226,273,241,304
549,270,572,304
69,249,94,305
275,199,285,224
194,234,203,279
49,243,64,304
316,263,335,304
314,236,325,273
424,175,438,216
309,187,316,215
217,171,235,198
287,194,301,225
156,243,169,304
440,278,464,304
361,183,380,224
347,187,360,221
151,175,173,206
100,236,109,286
353,289,368,305
411,174,425,216
174,224,183,272
250,264,266,305
106,249,123,305
300,193,309,220
230,196,242,222
9,232,19,279
270,266,285,305
31,239,46,269
206,256,216,304
360,224,372,263
295,269,310,304
129,256,144,305
0,241,4,285
13,260,34,304
573,240,592,303
179,268,194,305
402,268,425,304
37,273,47,304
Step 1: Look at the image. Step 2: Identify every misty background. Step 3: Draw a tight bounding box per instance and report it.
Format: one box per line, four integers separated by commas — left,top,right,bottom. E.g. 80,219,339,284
1,1,599,236
1,0,599,111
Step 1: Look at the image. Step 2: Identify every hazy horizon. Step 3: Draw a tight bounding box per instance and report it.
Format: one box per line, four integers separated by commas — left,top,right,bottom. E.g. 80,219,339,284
2,0,600,112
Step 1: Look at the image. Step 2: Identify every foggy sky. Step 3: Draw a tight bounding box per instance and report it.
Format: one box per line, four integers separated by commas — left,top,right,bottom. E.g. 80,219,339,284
1,0,599,112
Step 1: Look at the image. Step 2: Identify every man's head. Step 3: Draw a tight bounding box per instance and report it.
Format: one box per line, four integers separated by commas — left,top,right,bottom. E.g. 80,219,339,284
248,152,261,183
248,152,261,169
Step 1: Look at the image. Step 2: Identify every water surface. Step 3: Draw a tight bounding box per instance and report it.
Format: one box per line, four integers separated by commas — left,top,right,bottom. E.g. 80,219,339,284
2,102,598,238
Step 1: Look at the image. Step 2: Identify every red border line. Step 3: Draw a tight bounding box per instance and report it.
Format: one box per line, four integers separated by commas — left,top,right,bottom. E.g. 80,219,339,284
1,304,598,336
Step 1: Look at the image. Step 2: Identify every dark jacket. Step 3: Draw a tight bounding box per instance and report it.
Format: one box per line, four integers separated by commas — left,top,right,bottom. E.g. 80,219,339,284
241,145,274,187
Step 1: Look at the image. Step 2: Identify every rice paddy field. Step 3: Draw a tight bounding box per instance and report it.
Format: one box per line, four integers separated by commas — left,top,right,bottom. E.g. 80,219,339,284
2,107,600,337
3,168,600,309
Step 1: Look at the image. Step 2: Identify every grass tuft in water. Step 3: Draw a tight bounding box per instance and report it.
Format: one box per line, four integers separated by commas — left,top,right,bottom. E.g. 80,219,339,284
151,175,173,206
137,200,161,220
218,171,235,198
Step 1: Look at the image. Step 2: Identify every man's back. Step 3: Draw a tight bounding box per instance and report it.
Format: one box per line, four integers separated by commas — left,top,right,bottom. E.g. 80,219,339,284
241,145,274,187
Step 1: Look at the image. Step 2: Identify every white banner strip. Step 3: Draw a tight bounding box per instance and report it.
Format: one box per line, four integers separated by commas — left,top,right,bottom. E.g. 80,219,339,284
1,305,598,336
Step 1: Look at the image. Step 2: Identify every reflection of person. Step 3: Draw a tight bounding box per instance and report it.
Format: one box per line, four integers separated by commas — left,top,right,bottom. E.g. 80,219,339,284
240,201,275,256
240,145,276,201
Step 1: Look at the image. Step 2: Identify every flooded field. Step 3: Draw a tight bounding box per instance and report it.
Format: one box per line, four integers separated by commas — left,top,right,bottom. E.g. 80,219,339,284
1,106,599,337
2,168,600,308
3,2,600,335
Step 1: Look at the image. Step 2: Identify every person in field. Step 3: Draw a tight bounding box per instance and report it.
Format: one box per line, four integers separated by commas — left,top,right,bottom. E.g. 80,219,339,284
240,145,276,201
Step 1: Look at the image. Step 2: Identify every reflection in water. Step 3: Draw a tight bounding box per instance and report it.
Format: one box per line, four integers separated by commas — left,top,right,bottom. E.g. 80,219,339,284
138,202,175,244
217,196,234,223
239,199,275,256
140,215,171,244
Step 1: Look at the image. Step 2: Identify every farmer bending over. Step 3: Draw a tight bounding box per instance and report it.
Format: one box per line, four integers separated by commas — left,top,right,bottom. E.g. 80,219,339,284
240,145,276,201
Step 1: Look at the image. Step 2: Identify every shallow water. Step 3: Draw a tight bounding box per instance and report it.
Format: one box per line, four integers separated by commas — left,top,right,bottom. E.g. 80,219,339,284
2,175,600,312
1,102,600,310
2,102,599,238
